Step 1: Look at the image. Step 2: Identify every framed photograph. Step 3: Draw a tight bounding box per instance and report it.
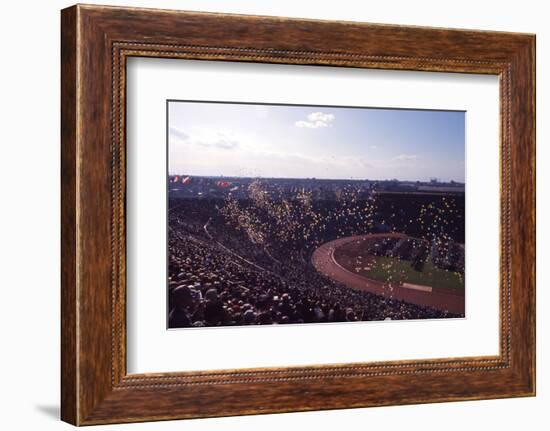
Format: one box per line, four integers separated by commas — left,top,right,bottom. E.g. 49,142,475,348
166,100,466,328
61,4,535,425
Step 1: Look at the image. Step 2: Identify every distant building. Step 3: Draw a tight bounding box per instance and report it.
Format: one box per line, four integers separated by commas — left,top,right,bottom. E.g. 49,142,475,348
417,185,465,193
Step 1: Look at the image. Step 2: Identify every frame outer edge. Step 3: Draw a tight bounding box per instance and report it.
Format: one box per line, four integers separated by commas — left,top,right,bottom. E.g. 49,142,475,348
525,35,537,396
527,35,536,396
61,5,79,426
500,35,536,396
531,35,536,396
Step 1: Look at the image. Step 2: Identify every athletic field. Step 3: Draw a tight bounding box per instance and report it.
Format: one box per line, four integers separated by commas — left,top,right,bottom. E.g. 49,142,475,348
311,233,465,314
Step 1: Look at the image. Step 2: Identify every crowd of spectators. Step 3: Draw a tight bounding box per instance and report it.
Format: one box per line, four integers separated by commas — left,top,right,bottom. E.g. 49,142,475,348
366,237,464,274
168,198,462,328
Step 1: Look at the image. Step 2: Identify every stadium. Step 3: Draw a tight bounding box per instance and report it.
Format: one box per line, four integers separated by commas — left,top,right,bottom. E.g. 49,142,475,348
167,176,465,328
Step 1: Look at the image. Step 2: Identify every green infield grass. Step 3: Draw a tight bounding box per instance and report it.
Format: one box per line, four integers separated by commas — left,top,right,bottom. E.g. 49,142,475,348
334,248,464,295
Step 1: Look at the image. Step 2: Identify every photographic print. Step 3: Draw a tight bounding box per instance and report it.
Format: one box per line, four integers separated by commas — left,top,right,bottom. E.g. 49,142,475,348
167,101,465,329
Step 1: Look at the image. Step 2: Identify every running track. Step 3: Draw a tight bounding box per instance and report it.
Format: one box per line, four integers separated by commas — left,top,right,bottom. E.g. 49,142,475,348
311,233,465,315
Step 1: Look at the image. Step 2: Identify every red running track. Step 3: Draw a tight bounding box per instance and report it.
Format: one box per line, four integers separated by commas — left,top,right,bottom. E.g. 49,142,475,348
311,233,465,315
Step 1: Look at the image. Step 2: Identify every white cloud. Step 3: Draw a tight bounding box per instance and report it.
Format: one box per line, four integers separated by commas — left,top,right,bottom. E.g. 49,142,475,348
295,111,335,128
170,127,240,150
169,126,189,141
393,154,419,162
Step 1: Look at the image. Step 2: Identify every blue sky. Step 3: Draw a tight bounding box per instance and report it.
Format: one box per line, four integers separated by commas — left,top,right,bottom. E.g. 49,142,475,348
168,101,465,182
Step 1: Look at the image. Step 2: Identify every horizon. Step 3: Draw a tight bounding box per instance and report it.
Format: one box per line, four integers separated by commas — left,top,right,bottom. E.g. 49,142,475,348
168,173,465,184
168,101,465,182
